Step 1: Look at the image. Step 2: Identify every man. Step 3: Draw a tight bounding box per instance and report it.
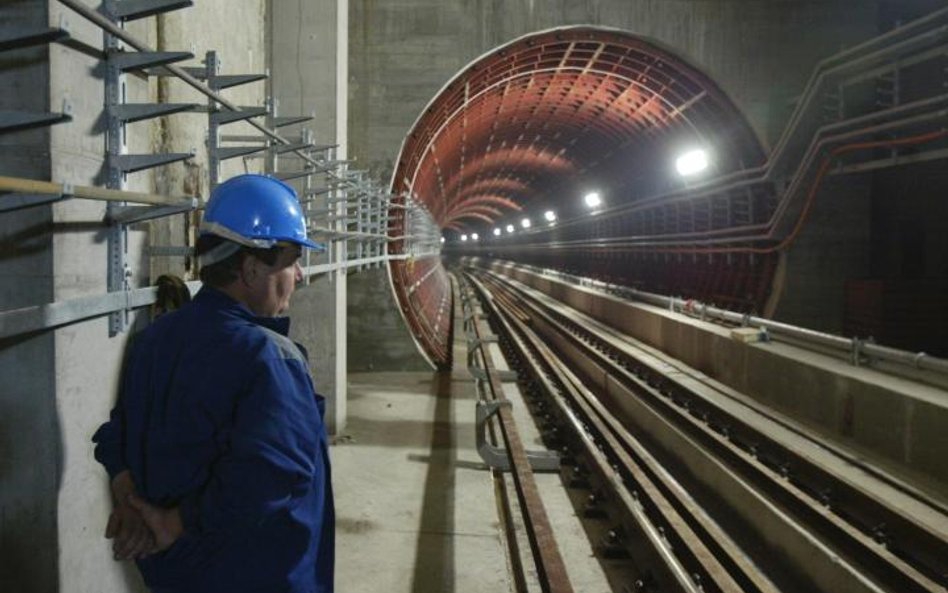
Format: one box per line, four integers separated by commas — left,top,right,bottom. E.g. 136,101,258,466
93,174,334,593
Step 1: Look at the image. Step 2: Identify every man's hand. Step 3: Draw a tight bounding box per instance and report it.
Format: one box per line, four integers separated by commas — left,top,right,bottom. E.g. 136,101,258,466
106,471,156,560
127,494,184,553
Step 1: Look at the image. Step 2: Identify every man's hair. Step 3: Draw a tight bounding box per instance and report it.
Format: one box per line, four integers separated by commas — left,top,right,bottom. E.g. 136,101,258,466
196,235,283,288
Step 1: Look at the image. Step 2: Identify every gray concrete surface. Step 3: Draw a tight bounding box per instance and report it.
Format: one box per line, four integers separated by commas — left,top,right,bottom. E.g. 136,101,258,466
497,263,948,502
775,174,873,333
270,0,348,431
334,371,510,593
347,266,431,372
2,2,944,592
350,0,880,182
0,3,59,592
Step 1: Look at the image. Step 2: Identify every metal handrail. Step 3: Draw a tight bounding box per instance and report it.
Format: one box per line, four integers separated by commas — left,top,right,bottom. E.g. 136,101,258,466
508,261,948,378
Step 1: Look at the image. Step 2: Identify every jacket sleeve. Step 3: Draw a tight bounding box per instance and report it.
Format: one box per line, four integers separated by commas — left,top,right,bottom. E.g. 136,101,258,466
177,354,319,538
92,403,128,480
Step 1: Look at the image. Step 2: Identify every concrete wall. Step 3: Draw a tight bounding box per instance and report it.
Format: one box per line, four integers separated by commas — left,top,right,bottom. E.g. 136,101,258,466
1,1,267,592
773,174,874,333
350,0,880,182
347,266,431,372
0,3,57,592
347,0,891,343
269,0,351,428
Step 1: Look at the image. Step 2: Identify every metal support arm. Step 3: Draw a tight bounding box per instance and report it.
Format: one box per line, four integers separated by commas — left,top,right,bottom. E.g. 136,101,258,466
475,400,560,472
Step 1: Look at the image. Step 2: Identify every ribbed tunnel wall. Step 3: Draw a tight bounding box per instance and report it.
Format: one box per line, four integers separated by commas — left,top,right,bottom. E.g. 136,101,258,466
388,27,772,367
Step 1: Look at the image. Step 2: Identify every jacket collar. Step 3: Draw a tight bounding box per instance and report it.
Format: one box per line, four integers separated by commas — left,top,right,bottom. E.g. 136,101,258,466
195,286,291,336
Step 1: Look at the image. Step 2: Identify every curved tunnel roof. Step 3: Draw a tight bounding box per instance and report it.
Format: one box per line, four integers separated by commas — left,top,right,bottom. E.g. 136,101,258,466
388,27,769,367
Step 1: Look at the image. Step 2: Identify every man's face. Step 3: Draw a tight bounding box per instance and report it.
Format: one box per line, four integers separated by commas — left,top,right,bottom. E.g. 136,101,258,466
244,245,303,317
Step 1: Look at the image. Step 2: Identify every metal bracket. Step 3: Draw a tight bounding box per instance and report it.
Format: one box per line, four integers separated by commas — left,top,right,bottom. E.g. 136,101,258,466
108,102,198,123
108,50,192,72
273,169,317,182
476,400,560,472
110,151,194,174
211,145,269,161
105,0,193,21
272,142,314,154
210,106,269,125
0,192,69,213
272,114,313,128
0,109,73,134
106,199,196,225
0,26,70,51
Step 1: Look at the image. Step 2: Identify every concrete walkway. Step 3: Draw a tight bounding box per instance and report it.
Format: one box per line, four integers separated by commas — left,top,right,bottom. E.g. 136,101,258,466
332,370,512,593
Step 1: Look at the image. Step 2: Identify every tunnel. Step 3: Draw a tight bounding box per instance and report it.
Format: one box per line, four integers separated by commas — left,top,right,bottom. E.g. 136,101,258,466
386,26,775,367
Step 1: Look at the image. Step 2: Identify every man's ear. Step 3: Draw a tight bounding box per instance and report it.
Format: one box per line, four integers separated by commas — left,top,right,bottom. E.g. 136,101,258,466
239,253,258,286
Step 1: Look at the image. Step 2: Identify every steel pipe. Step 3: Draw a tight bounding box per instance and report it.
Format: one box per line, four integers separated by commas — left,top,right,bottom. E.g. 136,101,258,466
0,175,194,207
520,263,948,377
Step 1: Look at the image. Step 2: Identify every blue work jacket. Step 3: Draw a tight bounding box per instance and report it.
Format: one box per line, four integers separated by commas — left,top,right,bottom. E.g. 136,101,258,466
93,287,334,593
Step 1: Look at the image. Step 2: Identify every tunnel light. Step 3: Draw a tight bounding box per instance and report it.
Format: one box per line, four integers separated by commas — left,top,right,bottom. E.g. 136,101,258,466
521,218,531,229
506,224,515,234
584,191,602,208
440,237,445,243
460,234,468,242
676,149,709,176
493,227,502,236
471,232,479,241
544,210,557,222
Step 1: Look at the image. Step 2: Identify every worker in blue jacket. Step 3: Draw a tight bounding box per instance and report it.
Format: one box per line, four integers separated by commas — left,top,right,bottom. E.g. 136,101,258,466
93,174,334,593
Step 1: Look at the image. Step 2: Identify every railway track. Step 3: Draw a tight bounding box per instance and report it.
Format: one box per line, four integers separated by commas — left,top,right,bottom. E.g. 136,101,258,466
460,267,948,593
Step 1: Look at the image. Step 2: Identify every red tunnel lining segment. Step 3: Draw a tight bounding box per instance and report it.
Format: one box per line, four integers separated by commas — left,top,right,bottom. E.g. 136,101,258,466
388,26,767,367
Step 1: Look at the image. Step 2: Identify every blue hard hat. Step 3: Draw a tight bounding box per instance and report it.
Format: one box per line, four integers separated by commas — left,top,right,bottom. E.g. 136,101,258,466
201,174,325,251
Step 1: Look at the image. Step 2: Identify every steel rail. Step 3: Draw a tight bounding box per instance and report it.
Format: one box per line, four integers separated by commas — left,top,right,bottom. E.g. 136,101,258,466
459,280,575,593
478,268,947,592
469,271,771,593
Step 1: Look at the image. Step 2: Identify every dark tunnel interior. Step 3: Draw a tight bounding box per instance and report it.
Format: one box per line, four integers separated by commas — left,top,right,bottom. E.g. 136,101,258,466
385,22,948,367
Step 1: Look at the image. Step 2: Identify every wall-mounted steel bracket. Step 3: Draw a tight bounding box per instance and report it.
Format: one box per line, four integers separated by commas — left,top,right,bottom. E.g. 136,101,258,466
108,102,198,123
274,169,317,182
104,0,193,21
210,107,268,125
210,73,268,90
0,107,73,134
105,199,196,225
272,142,314,154
475,400,560,472
109,151,194,174
0,182,74,213
108,50,192,72
211,145,269,161
0,26,70,51
0,193,68,213
272,115,313,128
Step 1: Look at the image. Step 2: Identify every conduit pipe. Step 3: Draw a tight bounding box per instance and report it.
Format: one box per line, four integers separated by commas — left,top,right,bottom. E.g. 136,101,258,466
513,116,948,253
0,175,195,206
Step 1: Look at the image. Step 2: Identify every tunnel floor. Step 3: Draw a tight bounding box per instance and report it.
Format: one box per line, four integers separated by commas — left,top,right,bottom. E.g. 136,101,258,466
331,304,613,592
